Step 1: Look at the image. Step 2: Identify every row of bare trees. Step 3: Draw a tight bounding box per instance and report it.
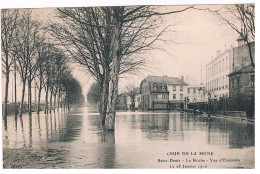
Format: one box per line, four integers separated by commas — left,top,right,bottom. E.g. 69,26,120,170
47,6,194,131
2,5,254,132
1,9,84,130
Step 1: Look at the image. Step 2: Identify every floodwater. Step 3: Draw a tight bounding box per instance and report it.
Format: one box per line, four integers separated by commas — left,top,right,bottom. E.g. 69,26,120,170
2,107,255,169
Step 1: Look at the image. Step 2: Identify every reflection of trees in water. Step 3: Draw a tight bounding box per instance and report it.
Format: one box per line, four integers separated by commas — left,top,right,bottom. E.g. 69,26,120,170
58,114,83,142
205,117,254,148
140,114,169,139
99,131,115,168
131,114,137,129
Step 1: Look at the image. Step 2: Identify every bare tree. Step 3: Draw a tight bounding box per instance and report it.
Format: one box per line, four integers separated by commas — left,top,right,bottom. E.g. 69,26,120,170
1,9,19,129
208,4,255,67
49,6,192,130
14,10,41,117
34,42,52,114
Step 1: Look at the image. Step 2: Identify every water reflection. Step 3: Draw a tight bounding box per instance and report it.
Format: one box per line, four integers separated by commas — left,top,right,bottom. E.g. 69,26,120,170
2,108,255,168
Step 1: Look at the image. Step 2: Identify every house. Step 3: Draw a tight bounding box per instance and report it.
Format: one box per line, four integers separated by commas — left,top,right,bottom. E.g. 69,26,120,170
140,75,187,110
187,84,206,103
228,40,255,118
140,76,169,110
167,76,188,109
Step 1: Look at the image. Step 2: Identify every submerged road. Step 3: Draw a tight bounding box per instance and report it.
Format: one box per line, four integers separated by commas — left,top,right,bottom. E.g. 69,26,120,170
2,107,255,169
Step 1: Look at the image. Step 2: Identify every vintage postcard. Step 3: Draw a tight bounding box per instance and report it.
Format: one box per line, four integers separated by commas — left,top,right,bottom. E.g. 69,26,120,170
1,0,256,170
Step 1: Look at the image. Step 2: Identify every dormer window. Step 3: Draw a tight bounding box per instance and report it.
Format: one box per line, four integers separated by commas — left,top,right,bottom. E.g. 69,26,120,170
153,83,158,90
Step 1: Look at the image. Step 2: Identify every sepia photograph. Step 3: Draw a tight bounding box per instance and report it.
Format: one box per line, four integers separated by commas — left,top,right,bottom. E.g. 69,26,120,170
1,0,256,170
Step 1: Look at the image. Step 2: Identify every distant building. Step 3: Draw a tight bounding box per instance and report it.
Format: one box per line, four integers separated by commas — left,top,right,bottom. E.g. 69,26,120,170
135,94,141,109
205,45,232,101
117,88,141,110
167,76,188,109
140,76,169,110
140,75,187,110
187,84,206,103
116,93,127,110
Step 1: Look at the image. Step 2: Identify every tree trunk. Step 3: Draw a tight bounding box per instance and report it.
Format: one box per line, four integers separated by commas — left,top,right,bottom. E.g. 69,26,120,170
54,94,56,114
50,89,53,114
100,70,110,127
18,81,26,117
28,78,32,116
3,71,9,130
37,86,42,114
57,90,61,113
14,60,17,118
246,41,254,68
105,19,121,130
45,87,49,114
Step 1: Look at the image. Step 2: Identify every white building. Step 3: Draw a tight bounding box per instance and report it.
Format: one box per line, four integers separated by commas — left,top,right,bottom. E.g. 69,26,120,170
205,45,233,101
135,94,141,109
187,84,206,103
167,76,188,109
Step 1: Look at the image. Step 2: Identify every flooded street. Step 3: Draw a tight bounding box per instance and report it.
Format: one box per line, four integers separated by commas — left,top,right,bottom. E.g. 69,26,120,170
2,107,254,169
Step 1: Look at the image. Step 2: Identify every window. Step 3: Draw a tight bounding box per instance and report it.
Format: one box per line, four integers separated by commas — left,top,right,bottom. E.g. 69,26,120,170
173,94,176,99
193,88,196,94
188,88,190,93
155,94,158,99
162,85,166,91
180,86,183,91
236,76,240,87
180,94,183,100
172,86,176,91
162,94,165,99
250,75,255,87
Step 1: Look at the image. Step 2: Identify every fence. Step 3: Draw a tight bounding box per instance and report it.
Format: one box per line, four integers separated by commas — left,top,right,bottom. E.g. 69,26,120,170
187,94,255,119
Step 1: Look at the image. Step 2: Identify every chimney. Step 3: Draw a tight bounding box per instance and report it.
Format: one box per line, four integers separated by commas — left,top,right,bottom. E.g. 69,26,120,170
216,50,221,56
181,75,184,82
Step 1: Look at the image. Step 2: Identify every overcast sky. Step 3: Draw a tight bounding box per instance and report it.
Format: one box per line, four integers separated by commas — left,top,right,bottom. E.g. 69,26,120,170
1,4,240,102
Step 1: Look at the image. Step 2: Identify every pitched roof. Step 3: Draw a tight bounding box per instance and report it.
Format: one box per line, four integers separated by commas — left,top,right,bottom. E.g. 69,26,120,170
229,64,254,76
143,75,187,85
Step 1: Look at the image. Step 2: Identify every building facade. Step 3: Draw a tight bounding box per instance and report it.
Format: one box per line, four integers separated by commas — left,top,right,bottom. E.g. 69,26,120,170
167,76,188,109
205,46,232,101
228,41,255,118
140,75,187,110
140,76,169,110
187,84,206,103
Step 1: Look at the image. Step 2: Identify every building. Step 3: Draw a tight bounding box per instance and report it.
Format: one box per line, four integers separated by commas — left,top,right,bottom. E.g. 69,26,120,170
205,45,232,101
167,76,188,109
116,93,127,110
228,40,255,118
135,94,141,109
140,76,169,110
187,84,206,103
140,75,187,110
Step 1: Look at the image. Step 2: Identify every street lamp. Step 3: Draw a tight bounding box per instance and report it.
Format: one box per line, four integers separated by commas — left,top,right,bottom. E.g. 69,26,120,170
207,92,211,118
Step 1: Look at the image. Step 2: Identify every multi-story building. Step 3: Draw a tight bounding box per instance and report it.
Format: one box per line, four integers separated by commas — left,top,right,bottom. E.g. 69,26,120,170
167,76,188,109
187,84,206,103
205,45,232,101
228,40,255,118
140,76,169,110
140,75,187,110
